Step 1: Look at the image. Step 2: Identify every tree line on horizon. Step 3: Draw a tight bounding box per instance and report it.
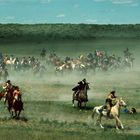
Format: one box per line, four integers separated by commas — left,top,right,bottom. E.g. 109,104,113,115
0,23,140,42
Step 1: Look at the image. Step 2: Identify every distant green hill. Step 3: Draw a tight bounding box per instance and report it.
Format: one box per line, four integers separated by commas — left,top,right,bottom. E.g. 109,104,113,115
0,24,140,42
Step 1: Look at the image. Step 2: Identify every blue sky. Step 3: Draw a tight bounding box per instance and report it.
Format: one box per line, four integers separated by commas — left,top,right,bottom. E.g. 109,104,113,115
0,0,140,24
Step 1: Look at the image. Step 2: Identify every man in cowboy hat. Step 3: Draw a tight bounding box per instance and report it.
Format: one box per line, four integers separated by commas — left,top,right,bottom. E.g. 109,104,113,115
105,90,117,117
72,78,90,99
99,90,117,117
3,80,12,90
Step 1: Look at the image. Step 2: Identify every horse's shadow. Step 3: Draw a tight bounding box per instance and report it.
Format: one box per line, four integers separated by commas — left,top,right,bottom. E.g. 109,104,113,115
0,116,28,122
76,106,93,111
12,116,28,122
101,124,131,131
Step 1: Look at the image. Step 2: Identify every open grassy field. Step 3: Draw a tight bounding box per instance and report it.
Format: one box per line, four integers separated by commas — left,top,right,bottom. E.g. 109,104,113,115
0,39,140,140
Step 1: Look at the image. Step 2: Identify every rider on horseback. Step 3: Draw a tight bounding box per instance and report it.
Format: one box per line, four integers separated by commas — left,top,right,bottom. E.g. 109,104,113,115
3,80,13,92
12,86,22,106
105,90,117,117
3,80,14,103
99,90,117,117
72,78,89,100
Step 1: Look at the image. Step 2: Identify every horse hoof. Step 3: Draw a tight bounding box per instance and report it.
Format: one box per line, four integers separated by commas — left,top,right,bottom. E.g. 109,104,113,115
101,126,104,129
72,104,75,107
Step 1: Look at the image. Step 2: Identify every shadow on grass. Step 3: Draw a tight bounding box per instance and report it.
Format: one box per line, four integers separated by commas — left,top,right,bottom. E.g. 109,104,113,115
0,116,28,122
73,106,94,111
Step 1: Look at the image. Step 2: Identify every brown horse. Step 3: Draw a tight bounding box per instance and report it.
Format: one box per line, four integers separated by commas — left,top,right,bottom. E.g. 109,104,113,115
8,92,23,119
72,83,89,108
91,98,127,130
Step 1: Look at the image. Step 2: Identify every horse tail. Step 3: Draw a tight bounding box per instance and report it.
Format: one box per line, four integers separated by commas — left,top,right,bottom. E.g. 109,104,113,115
91,107,96,119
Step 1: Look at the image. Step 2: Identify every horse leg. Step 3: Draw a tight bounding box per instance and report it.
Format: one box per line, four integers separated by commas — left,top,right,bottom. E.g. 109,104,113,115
79,102,82,109
72,99,75,107
72,93,75,107
17,111,21,119
91,108,96,119
98,115,104,129
115,116,124,129
116,119,119,130
4,98,7,105
91,108,98,125
77,101,79,107
84,102,87,109
14,111,17,118
77,101,81,109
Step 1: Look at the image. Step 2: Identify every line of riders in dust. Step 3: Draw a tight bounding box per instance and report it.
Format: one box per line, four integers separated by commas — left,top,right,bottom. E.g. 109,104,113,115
0,47,135,81
0,47,137,130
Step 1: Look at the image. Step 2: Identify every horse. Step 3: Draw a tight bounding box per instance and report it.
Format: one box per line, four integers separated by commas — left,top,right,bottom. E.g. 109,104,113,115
123,57,134,71
72,83,89,109
91,98,127,130
8,91,23,119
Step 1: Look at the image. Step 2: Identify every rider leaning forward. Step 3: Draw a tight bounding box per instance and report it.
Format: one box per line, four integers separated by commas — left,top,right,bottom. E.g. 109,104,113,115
3,80,22,101
99,90,117,117
72,78,90,101
106,90,117,116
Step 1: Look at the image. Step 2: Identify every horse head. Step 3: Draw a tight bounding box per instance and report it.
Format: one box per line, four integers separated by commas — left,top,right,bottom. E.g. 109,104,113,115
119,98,127,107
85,83,90,91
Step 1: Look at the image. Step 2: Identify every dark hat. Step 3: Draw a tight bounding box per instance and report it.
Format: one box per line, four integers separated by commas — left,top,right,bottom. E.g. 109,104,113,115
82,78,86,82
15,86,19,90
82,78,90,84
6,80,11,84
110,90,115,94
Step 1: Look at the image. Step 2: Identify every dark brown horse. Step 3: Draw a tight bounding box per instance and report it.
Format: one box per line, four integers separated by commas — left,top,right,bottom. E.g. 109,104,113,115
8,92,23,119
72,83,89,108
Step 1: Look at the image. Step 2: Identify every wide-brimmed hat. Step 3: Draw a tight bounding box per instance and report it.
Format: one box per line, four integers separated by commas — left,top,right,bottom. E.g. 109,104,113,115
82,78,90,84
110,90,115,94
6,80,11,84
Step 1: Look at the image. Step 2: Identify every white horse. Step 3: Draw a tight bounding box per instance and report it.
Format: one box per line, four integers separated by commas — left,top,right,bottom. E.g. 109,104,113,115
91,98,127,130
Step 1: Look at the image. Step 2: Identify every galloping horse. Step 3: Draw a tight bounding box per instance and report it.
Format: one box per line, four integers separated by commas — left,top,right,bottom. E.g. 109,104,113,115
8,91,23,119
72,83,89,108
91,98,127,130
